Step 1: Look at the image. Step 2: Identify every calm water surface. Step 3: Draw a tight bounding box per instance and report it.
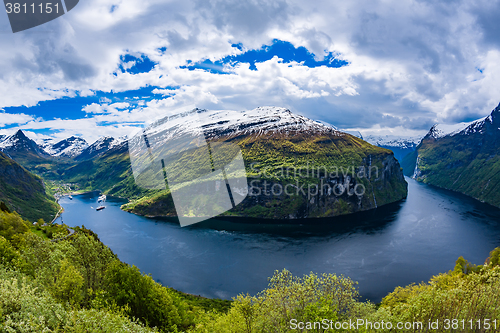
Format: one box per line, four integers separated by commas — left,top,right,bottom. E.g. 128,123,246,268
57,177,500,302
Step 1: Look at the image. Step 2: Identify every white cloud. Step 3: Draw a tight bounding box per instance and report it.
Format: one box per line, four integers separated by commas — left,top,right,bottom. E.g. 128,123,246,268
83,103,106,114
111,102,130,109
100,97,112,103
82,101,130,114
0,112,34,127
1,0,500,137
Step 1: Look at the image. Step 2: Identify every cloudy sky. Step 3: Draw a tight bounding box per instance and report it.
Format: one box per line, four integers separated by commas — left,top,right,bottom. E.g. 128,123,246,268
1,0,500,143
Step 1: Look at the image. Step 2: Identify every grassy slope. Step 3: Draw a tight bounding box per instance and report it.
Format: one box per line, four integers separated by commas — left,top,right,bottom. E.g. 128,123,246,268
403,133,500,207
7,129,406,220
0,152,59,222
123,132,408,218
62,143,158,200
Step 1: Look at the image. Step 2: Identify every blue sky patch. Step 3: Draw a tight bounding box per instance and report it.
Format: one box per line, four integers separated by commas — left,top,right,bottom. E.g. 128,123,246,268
1,86,160,127
118,54,157,74
182,39,348,73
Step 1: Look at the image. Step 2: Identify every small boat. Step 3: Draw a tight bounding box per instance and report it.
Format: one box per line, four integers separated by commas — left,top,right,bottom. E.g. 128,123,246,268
97,195,106,203
96,206,106,211
68,195,73,200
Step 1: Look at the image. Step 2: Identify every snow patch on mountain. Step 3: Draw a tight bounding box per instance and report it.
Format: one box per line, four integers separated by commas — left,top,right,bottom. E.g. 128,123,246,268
428,116,490,139
91,137,120,151
315,120,338,130
0,130,43,154
143,107,344,140
364,135,421,149
0,134,19,150
459,114,496,136
42,136,89,158
340,130,363,139
75,136,122,161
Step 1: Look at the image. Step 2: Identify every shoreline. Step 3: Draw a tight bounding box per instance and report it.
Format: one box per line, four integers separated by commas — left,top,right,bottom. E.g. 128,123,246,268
58,189,412,226
121,199,407,226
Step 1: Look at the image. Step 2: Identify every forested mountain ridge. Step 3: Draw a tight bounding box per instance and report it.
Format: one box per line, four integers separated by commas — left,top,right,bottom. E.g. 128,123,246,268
0,151,59,222
402,103,500,207
67,107,408,219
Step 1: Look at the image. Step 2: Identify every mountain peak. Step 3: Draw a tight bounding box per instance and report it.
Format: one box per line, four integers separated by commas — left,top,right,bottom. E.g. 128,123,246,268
426,124,444,139
43,136,89,158
422,102,500,143
74,136,119,161
488,103,500,125
145,106,343,141
14,129,27,138
0,129,47,157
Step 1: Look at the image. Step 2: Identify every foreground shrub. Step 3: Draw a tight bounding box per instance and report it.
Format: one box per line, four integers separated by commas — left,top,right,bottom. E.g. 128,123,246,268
366,248,500,332
0,267,155,332
198,269,374,332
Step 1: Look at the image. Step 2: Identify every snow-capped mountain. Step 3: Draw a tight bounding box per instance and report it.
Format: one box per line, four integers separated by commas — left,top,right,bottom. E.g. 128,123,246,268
427,120,482,139
426,112,497,140
42,136,89,158
0,130,47,157
364,135,422,150
125,106,407,219
403,103,500,208
0,130,124,162
424,103,500,140
363,135,422,162
74,136,122,161
142,107,343,141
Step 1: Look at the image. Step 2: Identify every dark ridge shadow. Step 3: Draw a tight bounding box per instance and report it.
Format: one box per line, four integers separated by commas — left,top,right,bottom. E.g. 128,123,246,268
150,199,406,238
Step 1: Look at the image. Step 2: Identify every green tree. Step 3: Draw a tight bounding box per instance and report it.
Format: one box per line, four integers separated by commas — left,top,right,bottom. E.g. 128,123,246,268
0,236,20,269
20,233,63,282
453,256,481,274
207,269,367,333
103,260,190,332
489,247,500,266
66,232,116,305
53,259,85,307
0,267,156,332
0,210,29,241
233,294,257,333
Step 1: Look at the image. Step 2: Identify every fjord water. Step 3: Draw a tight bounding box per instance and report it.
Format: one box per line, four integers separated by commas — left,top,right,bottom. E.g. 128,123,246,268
57,177,500,302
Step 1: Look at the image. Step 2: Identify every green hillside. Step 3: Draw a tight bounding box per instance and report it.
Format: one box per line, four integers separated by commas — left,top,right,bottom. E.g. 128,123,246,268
61,142,156,199
0,152,59,222
1,208,499,332
65,131,407,219
0,210,229,332
51,123,409,220
403,104,500,207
